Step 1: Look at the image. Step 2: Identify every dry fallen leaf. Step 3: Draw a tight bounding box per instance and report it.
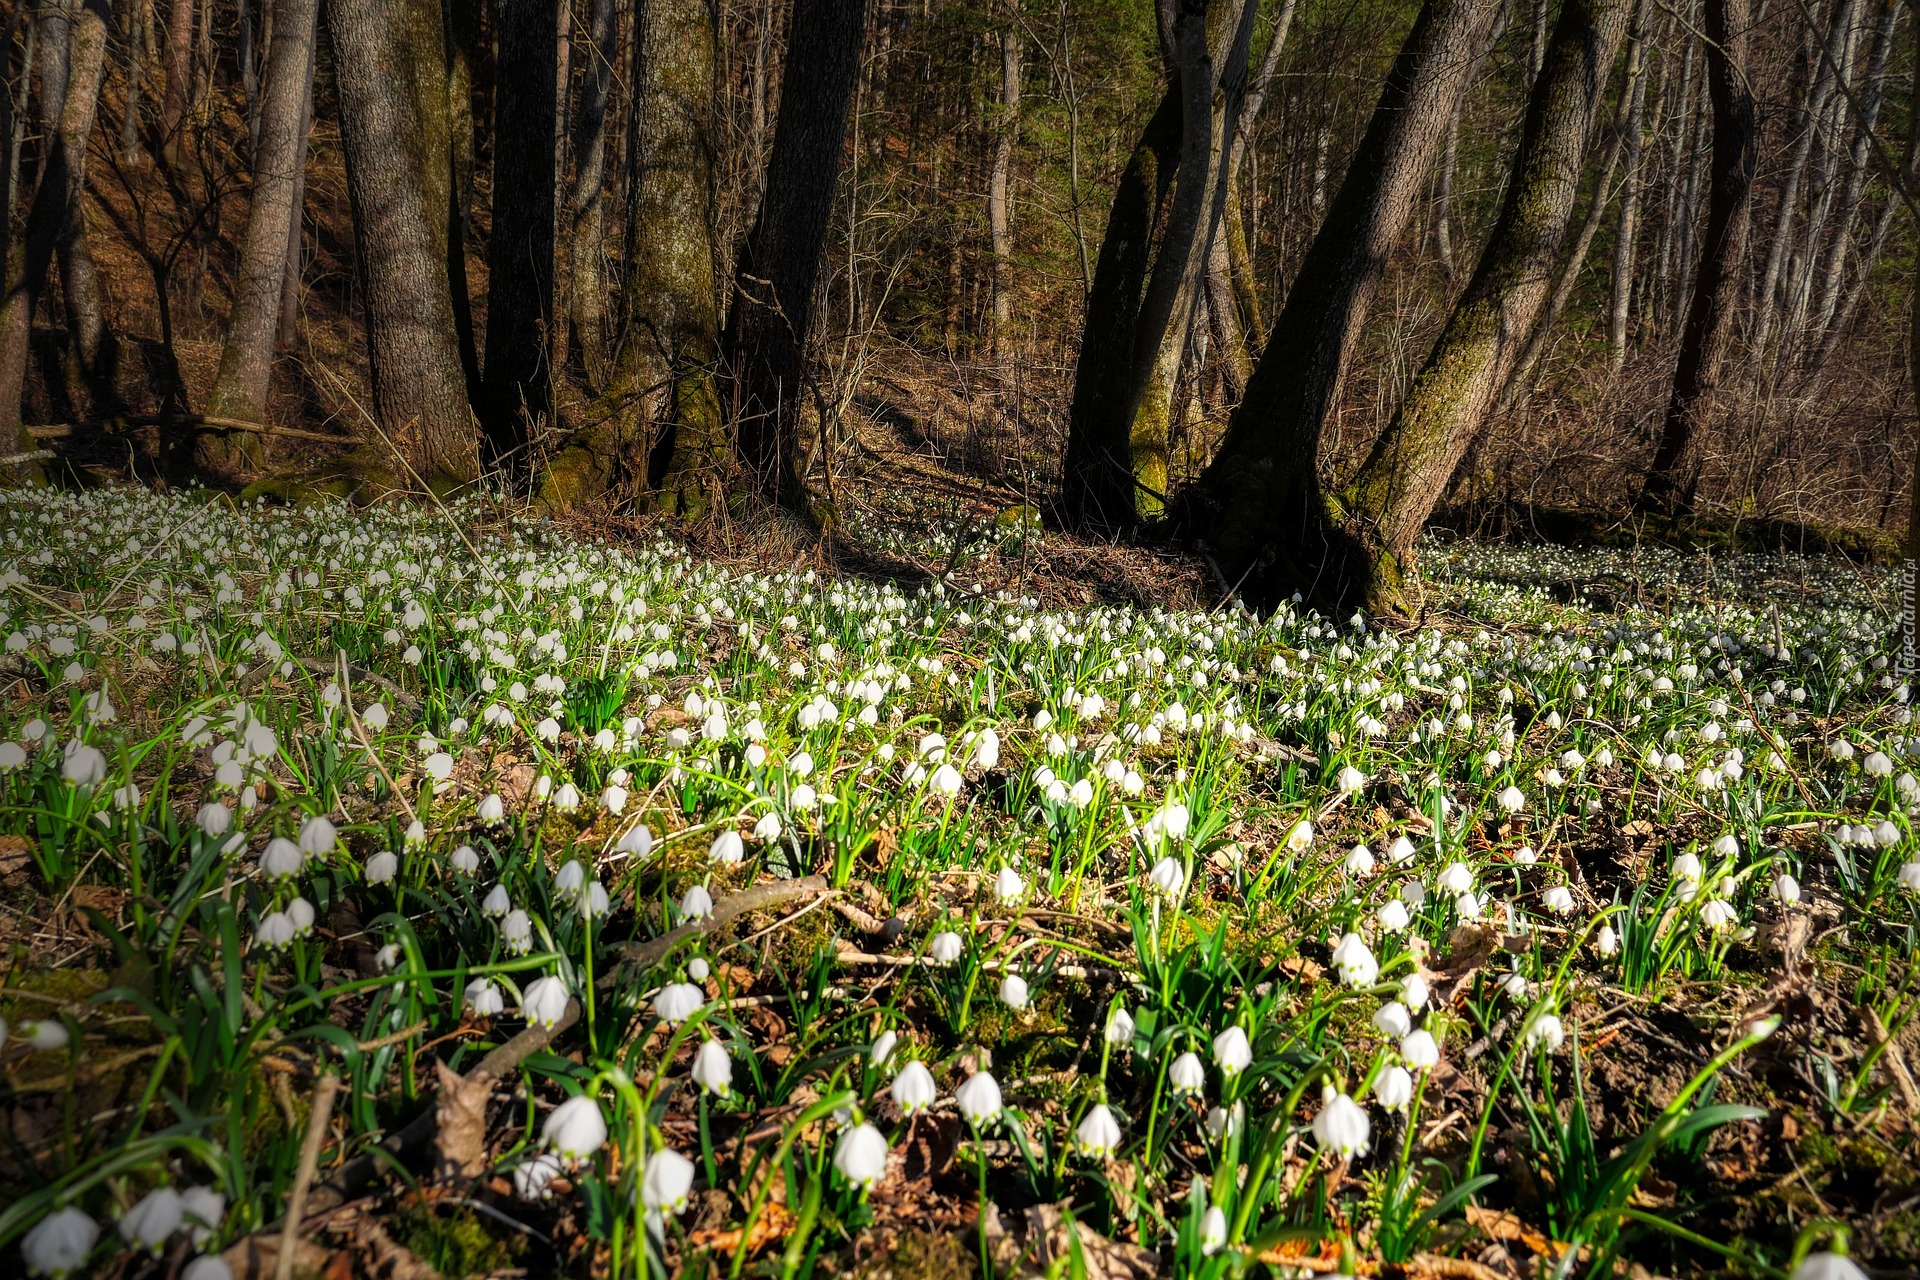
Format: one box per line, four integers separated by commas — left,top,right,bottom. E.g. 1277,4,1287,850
1464,1205,1566,1259
431,1063,495,1183
690,1200,797,1255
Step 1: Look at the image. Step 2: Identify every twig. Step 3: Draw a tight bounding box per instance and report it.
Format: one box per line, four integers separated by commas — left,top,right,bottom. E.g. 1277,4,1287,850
24,414,352,446
277,1073,341,1280
608,875,833,980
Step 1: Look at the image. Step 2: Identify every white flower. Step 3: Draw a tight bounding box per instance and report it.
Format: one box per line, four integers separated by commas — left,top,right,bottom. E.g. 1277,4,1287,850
478,793,506,824
928,763,964,795
1900,862,1920,893
1076,1104,1123,1157
1387,835,1416,864
1149,855,1187,899
928,931,964,965
678,884,714,920
654,982,705,1025
288,898,315,936
1772,873,1801,904
1169,1051,1206,1096
555,859,587,901
1106,1005,1135,1048
465,979,504,1017
196,803,233,836
602,785,629,815
642,1148,696,1214
513,1152,564,1201
834,1123,889,1188
1212,1025,1252,1076
482,883,512,916
253,912,295,951
1375,1065,1414,1112
1401,1029,1440,1070
956,1070,1003,1125
1701,899,1739,931
1525,1013,1566,1051
994,866,1025,905
1401,973,1429,1010
1000,973,1030,1009
1336,766,1367,794
1312,1091,1370,1158
1596,924,1619,956
352,850,401,891
1344,844,1375,877
179,1186,225,1247
119,1187,184,1252
502,909,534,954
1200,1205,1228,1256
552,782,581,811
711,830,744,863
617,824,654,857
1439,861,1473,894
891,1060,938,1114
1497,785,1525,813
543,1094,608,1162
259,838,304,879
870,1030,900,1066
1790,1254,1869,1280
297,815,338,858
60,741,106,787
522,976,571,1027
1285,820,1314,851
1378,898,1411,931
1543,885,1575,916
692,1039,732,1097
1373,1001,1412,1039
23,1205,99,1277
450,845,480,874
1330,932,1378,987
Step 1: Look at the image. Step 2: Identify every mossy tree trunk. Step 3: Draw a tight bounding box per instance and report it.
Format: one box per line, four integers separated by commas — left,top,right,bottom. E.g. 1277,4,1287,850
1061,0,1257,532
1339,0,1634,616
724,0,864,517
1173,0,1504,607
1636,0,1755,517
540,0,726,517
0,0,107,475
481,0,557,474
567,0,616,390
202,0,321,477
326,0,478,490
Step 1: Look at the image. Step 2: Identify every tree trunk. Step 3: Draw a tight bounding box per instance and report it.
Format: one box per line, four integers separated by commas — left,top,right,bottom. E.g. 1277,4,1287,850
1636,0,1755,516
1434,99,1461,279
723,0,864,516
276,64,312,349
119,0,140,161
1175,0,1505,606
0,0,106,467
1061,0,1258,530
989,26,1021,367
1340,0,1633,613
162,0,189,158
482,0,557,472
445,0,480,407
567,0,615,390
200,0,319,474
326,0,476,488
1208,0,1294,389
540,0,724,514
1810,0,1899,340
1609,13,1652,376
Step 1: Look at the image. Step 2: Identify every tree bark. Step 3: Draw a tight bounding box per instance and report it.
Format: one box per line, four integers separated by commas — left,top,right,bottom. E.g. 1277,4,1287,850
0,0,107,467
201,0,319,474
1174,0,1505,607
723,0,864,516
482,0,557,471
1636,0,1755,516
540,0,725,515
989,25,1021,367
326,0,477,488
1810,0,1899,340
1608,13,1652,376
567,0,615,389
1340,0,1633,613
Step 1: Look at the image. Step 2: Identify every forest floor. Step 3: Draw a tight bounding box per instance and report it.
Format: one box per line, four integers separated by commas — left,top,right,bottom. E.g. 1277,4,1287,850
2,457,1917,1280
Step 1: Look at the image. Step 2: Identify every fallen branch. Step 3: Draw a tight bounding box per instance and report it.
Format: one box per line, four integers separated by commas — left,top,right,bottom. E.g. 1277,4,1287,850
277,1073,341,1280
608,875,834,979
292,999,581,1221
24,413,352,446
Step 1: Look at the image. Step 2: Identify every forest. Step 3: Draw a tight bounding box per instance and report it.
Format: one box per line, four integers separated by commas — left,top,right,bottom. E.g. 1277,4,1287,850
0,0,1918,1277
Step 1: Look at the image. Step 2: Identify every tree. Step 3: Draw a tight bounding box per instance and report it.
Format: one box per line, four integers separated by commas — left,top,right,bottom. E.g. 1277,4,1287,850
1636,0,1755,516
202,0,321,474
1061,0,1258,530
482,0,558,470
540,0,727,515
1338,0,1635,614
990,25,1023,367
0,0,108,468
724,0,865,516
1171,0,1505,606
566,0,616,389
326,0,478,489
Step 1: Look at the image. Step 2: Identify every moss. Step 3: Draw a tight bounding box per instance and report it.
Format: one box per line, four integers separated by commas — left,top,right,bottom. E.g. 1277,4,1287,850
393,1202,525,1278
850,1229,972,1280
